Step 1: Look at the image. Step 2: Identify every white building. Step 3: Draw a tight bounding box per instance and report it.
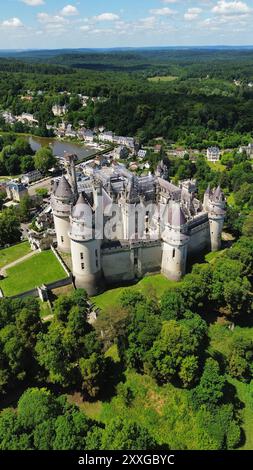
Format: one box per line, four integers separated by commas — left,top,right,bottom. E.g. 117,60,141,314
52,105,68,117
17,113,38,126
114,136,135,149
206,147,220,162
98,131,114,143
2,111,16,125
21,170,42,185
239,143,253,157
83,130,94,143
138,149,147,159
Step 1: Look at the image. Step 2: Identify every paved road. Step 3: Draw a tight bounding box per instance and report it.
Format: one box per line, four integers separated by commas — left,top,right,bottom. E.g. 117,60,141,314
28,178,52,196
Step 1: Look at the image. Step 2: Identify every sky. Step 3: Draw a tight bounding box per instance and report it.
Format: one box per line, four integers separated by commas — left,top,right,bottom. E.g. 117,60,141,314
0,0,253,49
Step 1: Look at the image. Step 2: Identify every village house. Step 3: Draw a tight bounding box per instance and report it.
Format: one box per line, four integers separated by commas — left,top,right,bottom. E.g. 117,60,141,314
114,146,129,160
137,149,147,159
21,170,42,185
239,143,253,158
2,111,16,125
52,104,68,117
98,131,114,143
206,147,220,162
114,135,135,149
83,129,94,143
17,113,38,126
167,148,188,158
6,182,28,202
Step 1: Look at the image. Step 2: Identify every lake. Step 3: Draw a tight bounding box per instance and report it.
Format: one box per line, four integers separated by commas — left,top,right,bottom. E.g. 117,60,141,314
28,136,96,161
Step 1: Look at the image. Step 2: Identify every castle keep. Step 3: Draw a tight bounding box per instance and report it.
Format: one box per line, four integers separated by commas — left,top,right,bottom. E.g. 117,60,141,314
51,154,226,295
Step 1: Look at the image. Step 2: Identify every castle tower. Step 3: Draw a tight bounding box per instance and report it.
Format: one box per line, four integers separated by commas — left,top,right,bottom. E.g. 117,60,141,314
69,193,102,296
203,185,211,212
64,153,78,198
51,176,74,253
208,185,226,252
161,202,190,281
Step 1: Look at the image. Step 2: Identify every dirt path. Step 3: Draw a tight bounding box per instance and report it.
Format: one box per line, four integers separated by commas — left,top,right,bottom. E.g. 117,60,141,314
0,250,39,276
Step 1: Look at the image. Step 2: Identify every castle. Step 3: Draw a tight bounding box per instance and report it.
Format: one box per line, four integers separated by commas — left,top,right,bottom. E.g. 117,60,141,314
51,154,226,295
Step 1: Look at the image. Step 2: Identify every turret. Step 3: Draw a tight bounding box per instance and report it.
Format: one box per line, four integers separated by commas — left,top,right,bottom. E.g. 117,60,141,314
64,153,78,198
51,175,74,253
161,201,190,281
208,185,226,251
69,193,102,296
203,184,211,212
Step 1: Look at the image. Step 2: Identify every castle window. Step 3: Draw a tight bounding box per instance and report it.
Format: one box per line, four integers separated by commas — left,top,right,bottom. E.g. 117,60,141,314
81,263,85,270
135,211,138,235
96,260,99,268
80,253,84,260
61,236,64,243
95,249,98,258
172,248,176,258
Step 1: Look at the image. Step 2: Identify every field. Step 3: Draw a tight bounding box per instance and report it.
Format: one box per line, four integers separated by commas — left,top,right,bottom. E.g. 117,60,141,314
69,368,200,449
91,274,180,311
0,242,31,269
0,250,67,296
148,75,178,83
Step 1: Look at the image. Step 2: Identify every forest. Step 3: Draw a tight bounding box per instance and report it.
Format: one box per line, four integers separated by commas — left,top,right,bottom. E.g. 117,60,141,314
0,233,252,450
1,48,253,145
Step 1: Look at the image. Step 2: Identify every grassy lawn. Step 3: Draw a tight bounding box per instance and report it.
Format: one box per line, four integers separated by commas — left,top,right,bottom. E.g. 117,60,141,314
67,392,103,421
91,274,180,311
39,301,52,319
100,371,200,449
0,242,31,269
148,75,178,82
207,161,226,172
0,250,67,296
209,323,253,358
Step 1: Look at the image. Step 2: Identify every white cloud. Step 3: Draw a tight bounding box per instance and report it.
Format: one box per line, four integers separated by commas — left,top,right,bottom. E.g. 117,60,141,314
150,7,175,16
184,7,202,21
80,25,90,32
94,13,120,22
212,1,251,15
1,17,23,28
37,13,67,25
60,4,79,17
137,17,156,30
21,0,44,5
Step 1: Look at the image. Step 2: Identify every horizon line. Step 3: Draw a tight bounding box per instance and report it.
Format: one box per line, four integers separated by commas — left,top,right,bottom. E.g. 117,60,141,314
1,45,253,52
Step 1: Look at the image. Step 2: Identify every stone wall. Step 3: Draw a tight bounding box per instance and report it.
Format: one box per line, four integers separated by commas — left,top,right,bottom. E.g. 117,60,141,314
187,220,210,257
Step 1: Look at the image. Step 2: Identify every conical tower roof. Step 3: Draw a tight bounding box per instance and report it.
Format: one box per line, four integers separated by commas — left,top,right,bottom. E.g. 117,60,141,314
72,192,92,220
205,184,211,195
168,202,187,227
213,185,222,200
52,180,58,194
55,175,73,199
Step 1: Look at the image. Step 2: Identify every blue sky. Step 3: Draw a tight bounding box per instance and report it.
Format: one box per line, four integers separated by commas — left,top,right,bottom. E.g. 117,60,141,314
0,1,253,48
